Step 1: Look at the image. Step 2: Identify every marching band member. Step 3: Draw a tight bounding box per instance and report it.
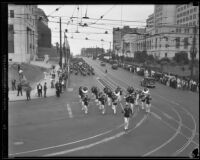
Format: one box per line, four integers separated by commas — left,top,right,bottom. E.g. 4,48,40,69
140,92,146,110
107,88,112,106
122,104,133,130
145,94,152,114
142,87,149,95
99,94,107,114
111,92,118,114
129,93,135,114
82,94,90,114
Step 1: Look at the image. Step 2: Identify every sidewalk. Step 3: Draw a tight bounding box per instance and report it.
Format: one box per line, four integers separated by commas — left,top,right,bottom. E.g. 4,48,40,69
8,61,64,102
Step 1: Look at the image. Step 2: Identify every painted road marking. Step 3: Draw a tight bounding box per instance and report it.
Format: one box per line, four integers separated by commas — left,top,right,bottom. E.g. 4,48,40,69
143,109,182,156
151,112,162,120
14,142,24,145
9,124,124,156
66,104,73,118
163,112,173,119
44,115,147,156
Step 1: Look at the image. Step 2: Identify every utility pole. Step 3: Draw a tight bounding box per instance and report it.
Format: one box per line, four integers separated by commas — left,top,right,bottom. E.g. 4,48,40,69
190,25,197,78
59,17,62,69
109,41,111,60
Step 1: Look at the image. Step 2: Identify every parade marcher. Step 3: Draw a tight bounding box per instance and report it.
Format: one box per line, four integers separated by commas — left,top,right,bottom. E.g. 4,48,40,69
142,87,149,95
79,86,83,99
82,94,90,114
140,92,146,110
59,80,62,94
124,93,131,106
111,92,118,114
122,104,133,130
107,88,112,106
12,79,16,91
43,82,47,98
129,93,135,114
97,92,103,107
99,94,107,114
145,94,152,114
17,83,23,96
114,88,121,103
61,79,65,91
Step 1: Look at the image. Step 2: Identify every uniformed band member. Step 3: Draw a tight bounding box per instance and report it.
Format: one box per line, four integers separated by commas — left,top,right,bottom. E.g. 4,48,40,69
111,92,118,114
122,104,133,130
107,88,112,106
145,94,152,113
129,93,135,114
140,92,146,110
99,94,107,114
124,93,131,106
82,94,90,114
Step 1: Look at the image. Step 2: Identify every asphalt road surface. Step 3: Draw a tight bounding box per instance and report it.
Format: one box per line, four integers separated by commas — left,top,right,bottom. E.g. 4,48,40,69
8,57,199,157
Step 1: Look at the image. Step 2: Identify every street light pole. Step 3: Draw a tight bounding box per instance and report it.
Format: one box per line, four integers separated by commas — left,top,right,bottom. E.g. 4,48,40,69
59,17,62,69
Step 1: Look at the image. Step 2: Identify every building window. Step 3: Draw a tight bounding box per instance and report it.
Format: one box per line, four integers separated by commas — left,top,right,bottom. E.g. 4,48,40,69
176,37,180,48
193,14,196,19
193,21,196,25
184,37,189,49
8,24,14,53
194,7,196,12
184,5,186,9
165,53,167,57
186,17,189,21
190,9,193,13
10,10,14,18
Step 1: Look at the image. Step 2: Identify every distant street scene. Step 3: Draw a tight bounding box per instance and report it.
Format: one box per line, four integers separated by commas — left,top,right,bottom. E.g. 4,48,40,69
7,4,199,158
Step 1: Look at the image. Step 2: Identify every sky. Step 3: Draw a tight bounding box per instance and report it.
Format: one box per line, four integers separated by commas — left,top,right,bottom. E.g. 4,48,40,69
38,5,154,55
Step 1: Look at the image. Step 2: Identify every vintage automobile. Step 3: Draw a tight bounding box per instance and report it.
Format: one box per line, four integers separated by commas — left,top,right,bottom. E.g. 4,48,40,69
100,62,106,66
141,77,156,88
111,63,118,70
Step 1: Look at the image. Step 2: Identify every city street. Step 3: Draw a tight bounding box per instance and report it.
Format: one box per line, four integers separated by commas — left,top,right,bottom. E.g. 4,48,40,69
8,57,199,157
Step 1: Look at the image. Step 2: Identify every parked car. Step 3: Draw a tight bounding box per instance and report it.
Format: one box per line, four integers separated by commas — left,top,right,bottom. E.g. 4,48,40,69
112,64,118,70
100,62,106,66
141,77,156,88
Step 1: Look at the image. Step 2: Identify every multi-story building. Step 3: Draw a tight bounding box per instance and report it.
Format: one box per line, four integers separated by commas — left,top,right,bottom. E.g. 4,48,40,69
146,13,154,31
154,5,176,27
140,4,199,60
36,8,51,48
176,4,199,26
113,26,145,57
8,5,37,63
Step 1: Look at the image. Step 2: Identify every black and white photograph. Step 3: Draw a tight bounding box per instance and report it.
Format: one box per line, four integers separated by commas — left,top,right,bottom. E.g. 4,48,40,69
5,3,199,157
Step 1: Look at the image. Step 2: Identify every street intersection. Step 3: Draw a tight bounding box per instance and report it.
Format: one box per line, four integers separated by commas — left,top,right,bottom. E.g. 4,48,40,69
8,57,199,157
